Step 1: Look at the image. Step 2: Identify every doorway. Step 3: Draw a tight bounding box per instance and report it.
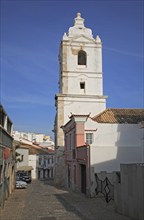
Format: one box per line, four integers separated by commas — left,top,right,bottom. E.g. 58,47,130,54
68,165,71,188
81,164,86,194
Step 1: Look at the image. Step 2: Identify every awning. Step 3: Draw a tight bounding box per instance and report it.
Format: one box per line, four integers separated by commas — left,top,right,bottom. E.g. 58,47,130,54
17,166,33,171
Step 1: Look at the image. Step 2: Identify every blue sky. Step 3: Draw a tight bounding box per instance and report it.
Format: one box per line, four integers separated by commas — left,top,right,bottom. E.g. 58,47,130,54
1,0,143,138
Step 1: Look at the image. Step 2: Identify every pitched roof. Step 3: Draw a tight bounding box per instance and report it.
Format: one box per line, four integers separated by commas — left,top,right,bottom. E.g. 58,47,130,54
29,147,50,155
13,140,53,155
92,108,144,124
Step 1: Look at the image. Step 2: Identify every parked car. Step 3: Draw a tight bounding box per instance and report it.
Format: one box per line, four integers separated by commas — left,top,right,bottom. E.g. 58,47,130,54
16,180,27,189
21,175,31,183
16,171,32,183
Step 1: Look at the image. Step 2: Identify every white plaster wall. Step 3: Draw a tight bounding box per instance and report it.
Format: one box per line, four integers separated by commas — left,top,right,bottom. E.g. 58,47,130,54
13,131,21,140
34,134,44,142
66,41,102,73
67,73,103,95
16,148,29,168
61,36,106,126
63,97,106,124
28,155,37,179
91,146,142,172
89,123,143,172
93,124,142,147
66,41,103,96
85,117,98,130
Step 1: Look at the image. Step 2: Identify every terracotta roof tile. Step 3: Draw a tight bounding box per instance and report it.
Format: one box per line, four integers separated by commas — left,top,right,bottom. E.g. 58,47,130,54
92,108,144,124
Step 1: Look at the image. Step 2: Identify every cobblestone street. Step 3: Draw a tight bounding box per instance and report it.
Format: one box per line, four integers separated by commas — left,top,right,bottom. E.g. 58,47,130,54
0,180,132,220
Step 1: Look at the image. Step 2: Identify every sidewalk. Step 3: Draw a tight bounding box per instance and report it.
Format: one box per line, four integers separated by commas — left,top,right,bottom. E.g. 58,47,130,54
0,180,132,220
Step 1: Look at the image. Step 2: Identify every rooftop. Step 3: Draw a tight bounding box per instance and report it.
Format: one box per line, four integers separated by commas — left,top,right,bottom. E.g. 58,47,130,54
92,108,144,124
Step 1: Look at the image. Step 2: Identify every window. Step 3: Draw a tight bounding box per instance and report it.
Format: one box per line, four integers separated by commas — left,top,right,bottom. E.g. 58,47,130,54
23,134,28,139
39,158,42,165
86,133,93,145
21,155,24,161
44,160,47,167
7,119,12,134
0,111,5,127
80,82,85,90
78,50,86,65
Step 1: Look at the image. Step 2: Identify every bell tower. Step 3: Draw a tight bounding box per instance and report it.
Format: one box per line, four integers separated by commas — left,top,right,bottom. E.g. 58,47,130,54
54,13,107,184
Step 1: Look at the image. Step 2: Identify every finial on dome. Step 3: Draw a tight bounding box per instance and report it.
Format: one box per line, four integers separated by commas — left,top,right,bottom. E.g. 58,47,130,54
67,12,93,38
77,12,81,17
74,12,84,27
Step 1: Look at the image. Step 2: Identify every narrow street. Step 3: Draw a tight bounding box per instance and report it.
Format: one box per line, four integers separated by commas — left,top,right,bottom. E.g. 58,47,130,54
0,180,132,220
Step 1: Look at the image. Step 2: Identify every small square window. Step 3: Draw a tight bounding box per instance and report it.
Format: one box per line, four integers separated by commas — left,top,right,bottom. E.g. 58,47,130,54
80,82,85,89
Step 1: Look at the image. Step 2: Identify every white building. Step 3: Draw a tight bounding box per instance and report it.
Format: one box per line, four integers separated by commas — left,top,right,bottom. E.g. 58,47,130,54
29,149,55,180
13,131,54,149
91,109,144,172
28,155,37,179
54,12,107,185
14,140,55,180
62,108,144,196
37,152,54,179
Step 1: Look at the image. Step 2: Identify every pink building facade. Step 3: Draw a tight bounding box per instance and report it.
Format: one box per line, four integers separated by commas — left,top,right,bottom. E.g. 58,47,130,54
62,114,91,195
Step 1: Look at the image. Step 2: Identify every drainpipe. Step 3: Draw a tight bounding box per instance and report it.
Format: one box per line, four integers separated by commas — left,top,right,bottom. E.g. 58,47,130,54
86,144,90,197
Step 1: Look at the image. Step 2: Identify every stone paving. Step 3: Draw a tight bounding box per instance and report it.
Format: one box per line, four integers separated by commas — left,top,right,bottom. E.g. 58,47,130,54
0,180,132,220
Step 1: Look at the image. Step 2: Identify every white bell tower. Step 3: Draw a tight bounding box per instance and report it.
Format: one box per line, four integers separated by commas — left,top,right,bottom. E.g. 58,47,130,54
55,12,107,147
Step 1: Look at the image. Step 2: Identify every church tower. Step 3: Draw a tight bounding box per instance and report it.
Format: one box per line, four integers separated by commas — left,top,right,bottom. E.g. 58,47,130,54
55,12,107,147
54,13,107,184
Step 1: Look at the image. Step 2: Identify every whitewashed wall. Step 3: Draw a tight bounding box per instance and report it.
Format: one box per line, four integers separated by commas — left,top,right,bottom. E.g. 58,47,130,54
63,97,106,123
66,43,103,96
29,155,37,179
89,123,144,172
16,148,29,168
